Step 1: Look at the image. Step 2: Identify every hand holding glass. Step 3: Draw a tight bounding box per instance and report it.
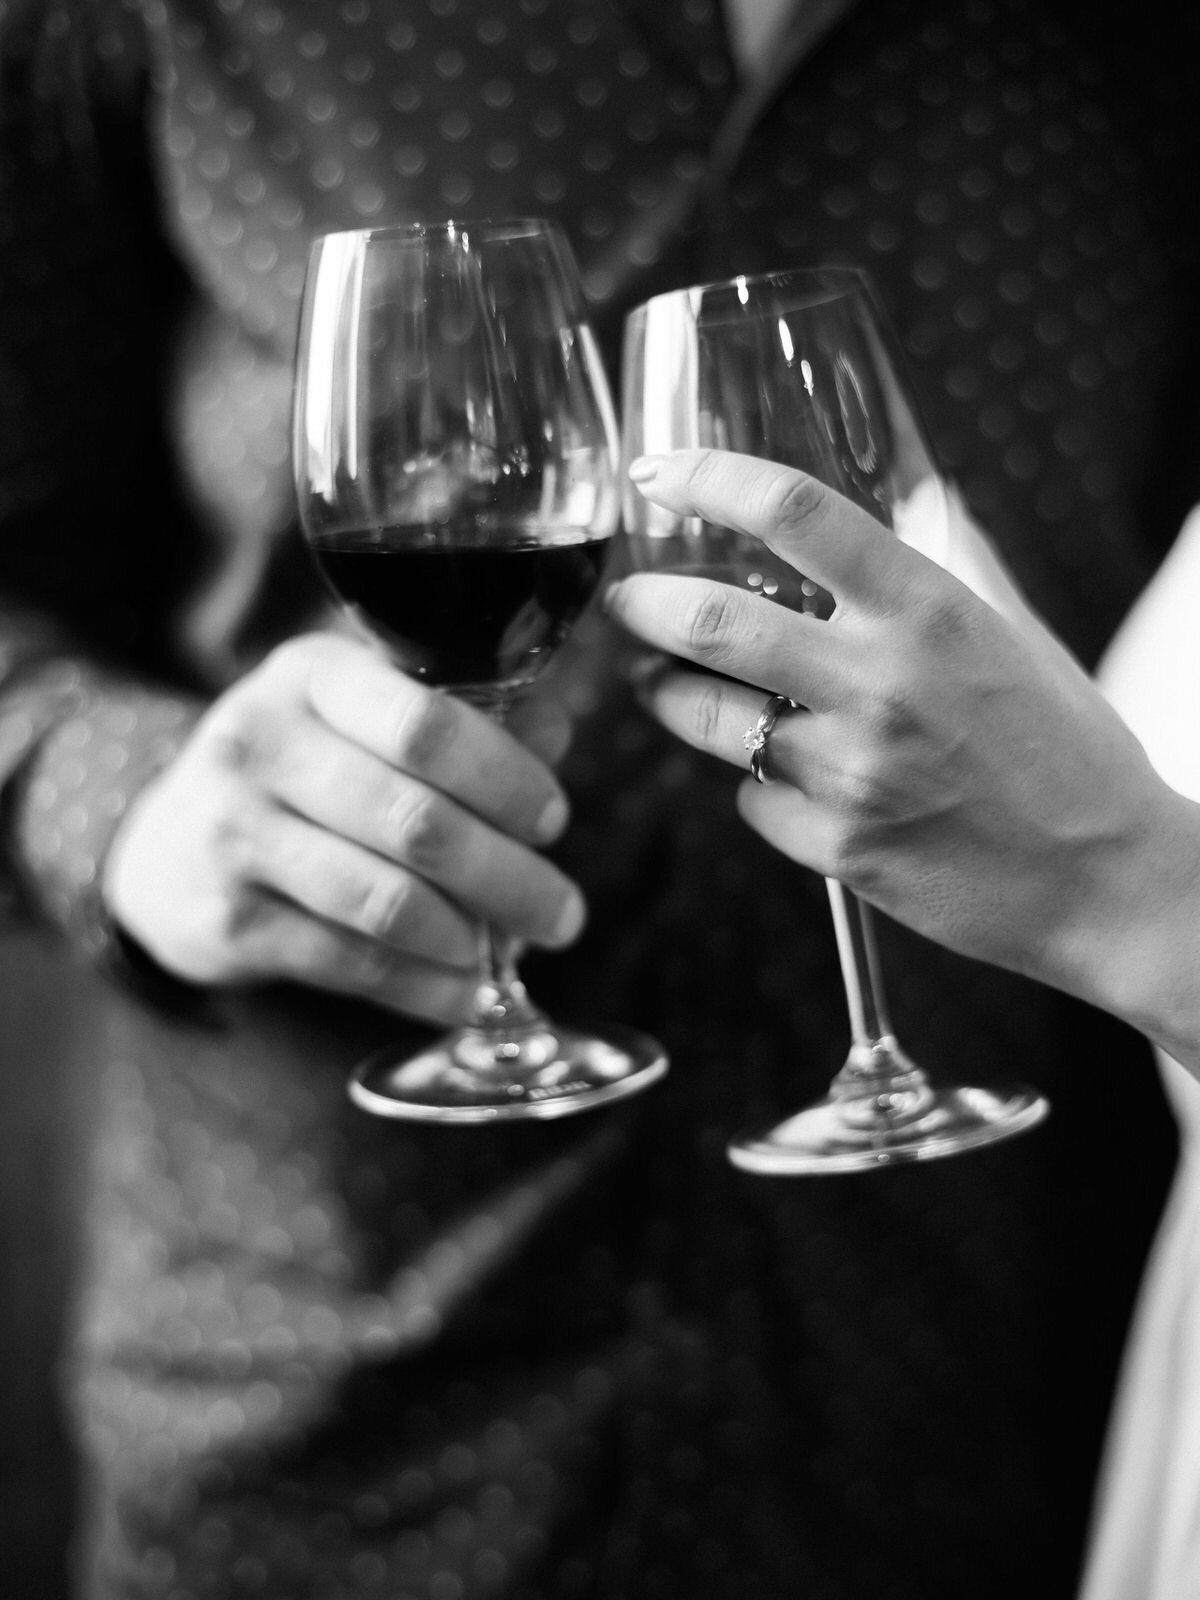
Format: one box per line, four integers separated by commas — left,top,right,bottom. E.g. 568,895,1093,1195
621,266,1047,1173
293,218,666,1122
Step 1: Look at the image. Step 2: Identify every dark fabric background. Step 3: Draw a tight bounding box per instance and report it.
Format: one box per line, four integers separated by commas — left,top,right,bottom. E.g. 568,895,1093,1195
0,1,1198,1596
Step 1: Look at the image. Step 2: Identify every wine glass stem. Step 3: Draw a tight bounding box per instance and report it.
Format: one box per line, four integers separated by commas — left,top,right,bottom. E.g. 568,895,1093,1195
825,878,910,1067
469,925,545,1034
451,687,555,1052
824,879,933,1127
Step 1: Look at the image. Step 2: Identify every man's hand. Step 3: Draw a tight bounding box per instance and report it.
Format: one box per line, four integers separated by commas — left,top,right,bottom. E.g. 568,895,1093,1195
102,633,585,1025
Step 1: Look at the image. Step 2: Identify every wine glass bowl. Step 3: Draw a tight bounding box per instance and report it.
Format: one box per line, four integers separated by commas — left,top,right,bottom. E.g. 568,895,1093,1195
296,218,620,710
621,265,1048,1173
293,217,667,1121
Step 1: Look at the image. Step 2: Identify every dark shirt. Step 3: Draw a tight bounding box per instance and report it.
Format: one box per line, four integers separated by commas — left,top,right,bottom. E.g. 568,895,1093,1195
0,1,1196,1596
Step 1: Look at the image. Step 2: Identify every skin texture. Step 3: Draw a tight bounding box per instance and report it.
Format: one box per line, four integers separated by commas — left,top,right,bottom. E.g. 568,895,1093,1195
606,448,1200,1074
102,632,585,1025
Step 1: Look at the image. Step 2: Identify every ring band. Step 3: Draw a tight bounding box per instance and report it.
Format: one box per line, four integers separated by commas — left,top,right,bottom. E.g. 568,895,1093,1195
743,693,799,785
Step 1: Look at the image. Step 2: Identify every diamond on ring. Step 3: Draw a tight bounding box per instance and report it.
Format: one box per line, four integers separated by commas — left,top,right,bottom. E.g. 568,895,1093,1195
743,693,799,785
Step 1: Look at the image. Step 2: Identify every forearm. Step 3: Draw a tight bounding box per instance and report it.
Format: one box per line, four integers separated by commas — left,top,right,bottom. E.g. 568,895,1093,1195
0,6,208,962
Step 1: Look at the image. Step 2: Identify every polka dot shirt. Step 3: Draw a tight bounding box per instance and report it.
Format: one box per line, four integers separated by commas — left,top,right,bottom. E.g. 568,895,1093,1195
0,0,1196,1596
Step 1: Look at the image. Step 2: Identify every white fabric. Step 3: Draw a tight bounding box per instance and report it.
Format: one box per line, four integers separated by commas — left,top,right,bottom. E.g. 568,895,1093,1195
1078,505,1200,1600
896,476,1044,630
723,0,798,78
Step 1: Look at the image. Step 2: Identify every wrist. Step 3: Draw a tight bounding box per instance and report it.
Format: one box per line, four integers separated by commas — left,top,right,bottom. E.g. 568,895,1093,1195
1059,784,1200,1073
14,685,202,960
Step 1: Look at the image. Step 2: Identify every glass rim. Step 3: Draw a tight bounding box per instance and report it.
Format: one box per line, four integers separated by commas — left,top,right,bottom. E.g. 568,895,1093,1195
627,263,876,322
308,216,564,250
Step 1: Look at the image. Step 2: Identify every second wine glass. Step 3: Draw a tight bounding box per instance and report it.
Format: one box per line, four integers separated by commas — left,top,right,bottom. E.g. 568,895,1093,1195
621,265,1048,1173
293,217,667,1123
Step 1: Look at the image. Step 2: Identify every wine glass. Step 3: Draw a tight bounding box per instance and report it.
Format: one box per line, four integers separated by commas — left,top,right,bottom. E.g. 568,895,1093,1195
293,217,667,1122
621,265,1048,1173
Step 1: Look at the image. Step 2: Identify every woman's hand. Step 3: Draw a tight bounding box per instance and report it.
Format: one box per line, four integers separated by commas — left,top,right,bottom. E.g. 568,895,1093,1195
102,633,584,1025
606,449,1200,1060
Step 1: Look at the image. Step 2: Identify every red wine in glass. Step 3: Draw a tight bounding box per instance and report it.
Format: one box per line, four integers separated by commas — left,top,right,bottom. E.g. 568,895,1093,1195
310,522,611,697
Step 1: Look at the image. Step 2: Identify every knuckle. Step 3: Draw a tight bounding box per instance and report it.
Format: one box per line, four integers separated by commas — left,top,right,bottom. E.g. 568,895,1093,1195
267,923,333,987
197,696,259,774
913,588,973,649
267,916,351,987
353,871,413,941
689,678,726,746
835,756,890,829
867,682,922,744
764,471,825,530
386,787,452,871
681,583,740,662
386,685,457,772
344,946,470,1025
296,633,360,714
204,883,261,953
266,631,328,687
208,802,257,870
684,447,725,498
345,938,396,994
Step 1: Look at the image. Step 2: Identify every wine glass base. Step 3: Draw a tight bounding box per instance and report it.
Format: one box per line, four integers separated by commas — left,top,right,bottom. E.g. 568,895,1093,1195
349,1023,668,1124
728,1083,1049,1176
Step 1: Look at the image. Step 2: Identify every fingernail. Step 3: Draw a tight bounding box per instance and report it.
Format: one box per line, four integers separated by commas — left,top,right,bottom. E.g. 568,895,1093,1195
627,455,662,483
536,790,569,843
552,890,586,946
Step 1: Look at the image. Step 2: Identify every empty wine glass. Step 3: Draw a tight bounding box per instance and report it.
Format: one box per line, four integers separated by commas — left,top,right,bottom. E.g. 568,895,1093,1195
621,265,1048,1173
293,217,667,1122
